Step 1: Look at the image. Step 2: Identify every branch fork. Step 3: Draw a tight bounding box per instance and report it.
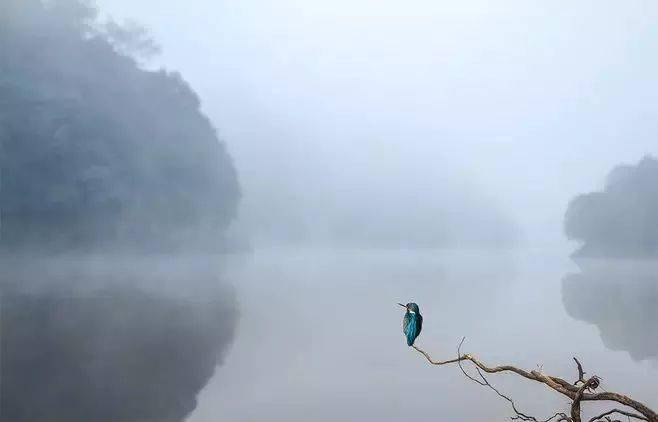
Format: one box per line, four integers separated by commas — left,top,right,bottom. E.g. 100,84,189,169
410,338,656,422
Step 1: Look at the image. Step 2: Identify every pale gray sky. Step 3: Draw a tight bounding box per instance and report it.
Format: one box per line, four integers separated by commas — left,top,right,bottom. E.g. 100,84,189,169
98,0,658,247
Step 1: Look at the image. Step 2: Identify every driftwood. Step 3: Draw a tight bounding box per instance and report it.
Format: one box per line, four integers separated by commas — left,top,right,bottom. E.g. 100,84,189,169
411,338,657,422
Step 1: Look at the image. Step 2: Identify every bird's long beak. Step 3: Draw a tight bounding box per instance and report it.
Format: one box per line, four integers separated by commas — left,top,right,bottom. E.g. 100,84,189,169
397,303,406,308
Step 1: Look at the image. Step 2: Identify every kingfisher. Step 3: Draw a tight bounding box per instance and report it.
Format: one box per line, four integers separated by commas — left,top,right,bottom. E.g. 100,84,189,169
398,302,423,346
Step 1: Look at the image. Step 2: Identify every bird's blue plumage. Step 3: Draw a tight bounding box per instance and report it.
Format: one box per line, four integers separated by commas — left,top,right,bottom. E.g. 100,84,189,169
401,303,422,346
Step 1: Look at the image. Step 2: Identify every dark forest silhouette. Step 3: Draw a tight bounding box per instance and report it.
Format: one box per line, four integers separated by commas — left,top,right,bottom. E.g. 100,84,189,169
565,156,658,258
0,0,240,253
0,2,240,421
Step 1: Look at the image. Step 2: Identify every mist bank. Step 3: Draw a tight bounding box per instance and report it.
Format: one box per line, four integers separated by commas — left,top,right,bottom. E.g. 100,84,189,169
565,156,658,258
236,157,519,250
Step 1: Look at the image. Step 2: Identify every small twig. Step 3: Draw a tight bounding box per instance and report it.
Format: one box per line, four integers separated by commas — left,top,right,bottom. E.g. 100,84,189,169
425,338,568,422
588,409,648,422
573,358,586,385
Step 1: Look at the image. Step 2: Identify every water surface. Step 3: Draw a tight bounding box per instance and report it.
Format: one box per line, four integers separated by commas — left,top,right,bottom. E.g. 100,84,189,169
190,248,658,421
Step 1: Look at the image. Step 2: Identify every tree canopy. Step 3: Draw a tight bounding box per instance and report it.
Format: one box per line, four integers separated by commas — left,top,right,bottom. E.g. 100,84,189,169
564,156,658,258
0,0,240,252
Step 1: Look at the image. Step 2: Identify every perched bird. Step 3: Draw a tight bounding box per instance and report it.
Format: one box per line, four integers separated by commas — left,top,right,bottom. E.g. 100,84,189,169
398,302,423,346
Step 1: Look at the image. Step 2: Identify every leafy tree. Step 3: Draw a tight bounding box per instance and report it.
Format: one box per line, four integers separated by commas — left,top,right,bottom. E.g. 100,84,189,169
564,156,658,257
0,0,240,252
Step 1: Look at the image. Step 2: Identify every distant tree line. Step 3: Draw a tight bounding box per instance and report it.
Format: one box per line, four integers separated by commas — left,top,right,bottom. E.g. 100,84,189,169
565,155,658,258
0,0,240,253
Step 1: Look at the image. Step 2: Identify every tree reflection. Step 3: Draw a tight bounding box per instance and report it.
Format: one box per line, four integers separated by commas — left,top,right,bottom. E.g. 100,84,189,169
562,259,658,361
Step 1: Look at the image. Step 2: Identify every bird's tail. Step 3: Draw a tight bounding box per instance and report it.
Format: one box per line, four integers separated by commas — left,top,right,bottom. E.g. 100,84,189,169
406,333,414,346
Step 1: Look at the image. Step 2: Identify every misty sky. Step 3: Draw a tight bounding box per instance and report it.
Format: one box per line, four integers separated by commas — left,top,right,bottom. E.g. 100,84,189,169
6,3,658,422
98,0,658,246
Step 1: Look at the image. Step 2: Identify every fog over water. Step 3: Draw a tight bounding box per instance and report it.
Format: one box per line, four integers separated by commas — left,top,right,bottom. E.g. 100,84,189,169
100,0,658,247
188,250,658,421
99,0,658,420
3,1,658,421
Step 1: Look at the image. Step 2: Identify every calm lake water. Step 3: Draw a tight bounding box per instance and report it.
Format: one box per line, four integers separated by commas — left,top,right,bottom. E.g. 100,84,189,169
188,248,658,422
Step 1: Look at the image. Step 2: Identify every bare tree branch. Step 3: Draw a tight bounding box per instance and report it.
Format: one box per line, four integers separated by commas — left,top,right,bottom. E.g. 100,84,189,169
571,374,597,422
451,337,566,422
410,339,658,422
588,409,648,422
573,358,586,385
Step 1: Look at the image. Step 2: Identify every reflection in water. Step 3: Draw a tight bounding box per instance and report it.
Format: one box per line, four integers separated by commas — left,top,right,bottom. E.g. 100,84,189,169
183,249,658,422
191,249,581,422
0,256,238,422
562,259,658,361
